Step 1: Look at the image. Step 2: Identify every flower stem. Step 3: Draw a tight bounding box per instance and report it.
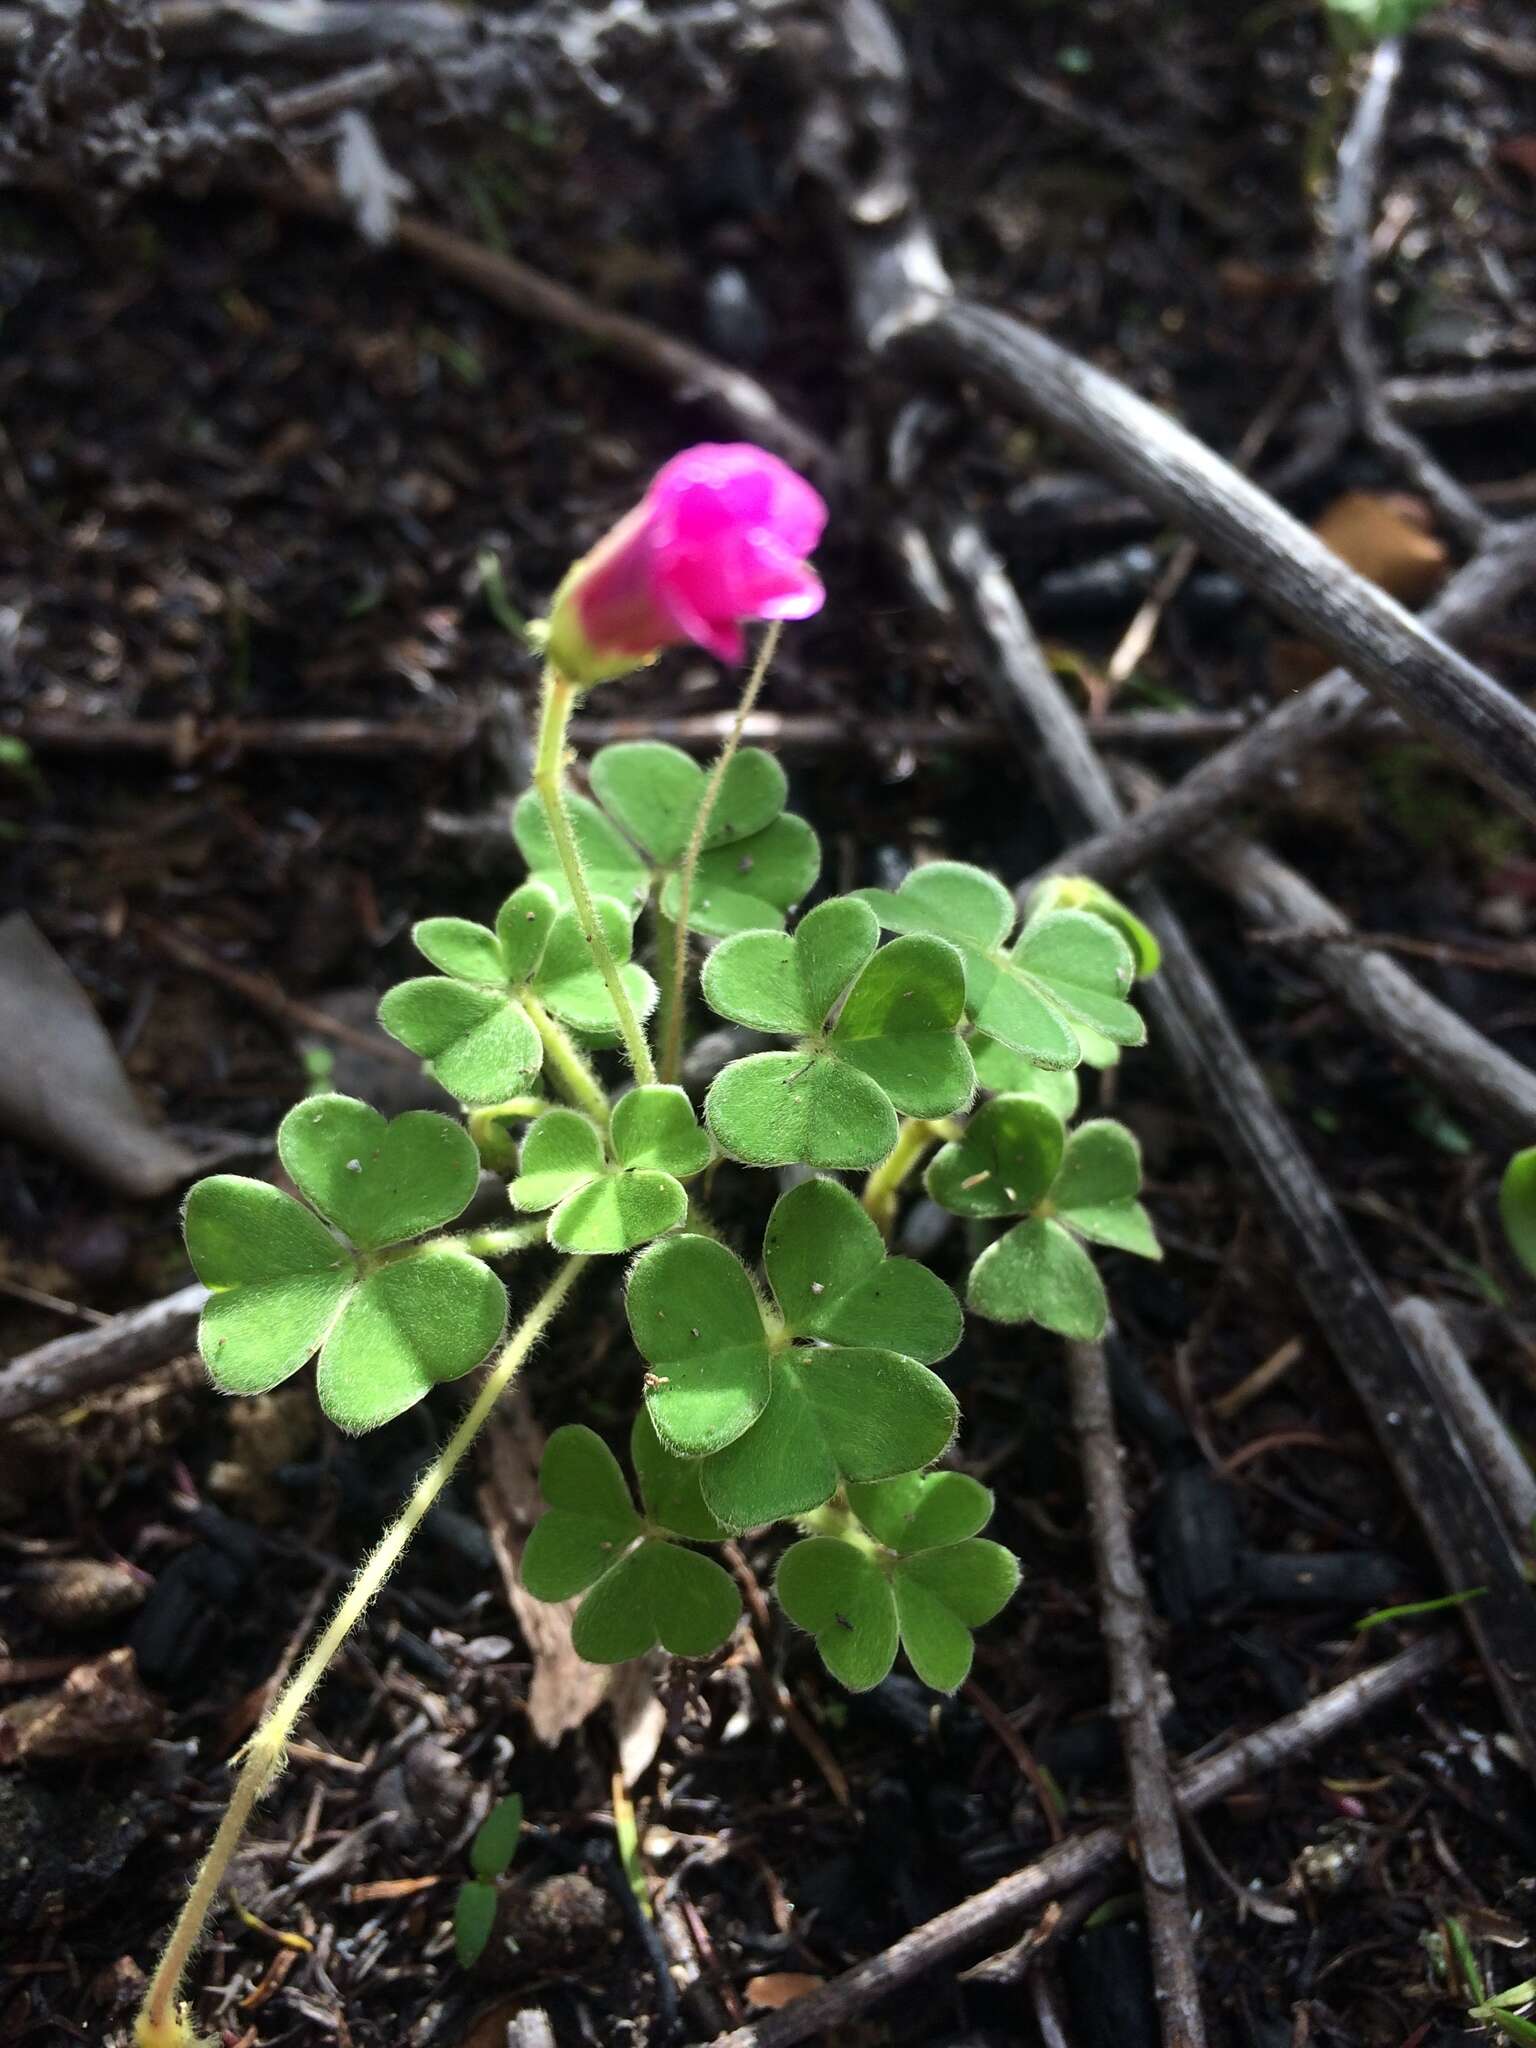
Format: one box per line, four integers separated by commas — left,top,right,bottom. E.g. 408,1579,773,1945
660,621,782,1084
861,1117,961,1239
534,664,656,1085
134,1256,589,2048
520,992,610,1127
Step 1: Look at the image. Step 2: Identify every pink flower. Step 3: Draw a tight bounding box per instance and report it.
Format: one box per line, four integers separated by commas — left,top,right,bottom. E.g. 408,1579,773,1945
545,443,827,685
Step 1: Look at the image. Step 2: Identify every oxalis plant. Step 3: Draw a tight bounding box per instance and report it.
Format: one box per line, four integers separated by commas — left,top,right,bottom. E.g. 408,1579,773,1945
136,444,1162,2047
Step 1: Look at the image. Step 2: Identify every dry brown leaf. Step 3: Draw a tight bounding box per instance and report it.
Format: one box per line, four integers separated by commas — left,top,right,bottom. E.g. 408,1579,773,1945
0,1647,161,1764
1272,490,1449,691
478,1391,611,1745
744,1973,825,2011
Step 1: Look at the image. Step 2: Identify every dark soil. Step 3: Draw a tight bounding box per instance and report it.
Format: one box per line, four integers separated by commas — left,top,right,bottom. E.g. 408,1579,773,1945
2,4,1535,2046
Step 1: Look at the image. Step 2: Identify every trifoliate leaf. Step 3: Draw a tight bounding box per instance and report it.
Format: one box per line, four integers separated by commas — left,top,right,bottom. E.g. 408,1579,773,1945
412,916,507,985
762,1177,961,1363
512,788,651,909
1025,875,1161,978
630,1407,732,1542
313,1243,506,1432
549,1171,686,1255
702,896,880,1037
698,1346,957,1530
533,893,656,1039
590,742,786,865
659,812,821,938
829,934,975,1117
857,862,1143,1067
704,1049,899,1171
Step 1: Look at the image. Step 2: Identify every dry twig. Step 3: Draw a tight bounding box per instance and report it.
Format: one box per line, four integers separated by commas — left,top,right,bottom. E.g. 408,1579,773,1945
703,1633,1457,2048
0,1280,206,1425
1068,1338,1207,2048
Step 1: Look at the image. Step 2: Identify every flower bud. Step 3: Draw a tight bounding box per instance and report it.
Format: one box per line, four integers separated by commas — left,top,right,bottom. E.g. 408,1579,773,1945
544,442,827,686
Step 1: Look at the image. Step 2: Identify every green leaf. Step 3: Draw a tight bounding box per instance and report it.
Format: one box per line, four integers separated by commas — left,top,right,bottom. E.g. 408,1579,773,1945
1026,875,1161,978
1010,912,1143,1046
532,896,656,1040
925,1095,1065,1219
705,1049,898,1171
762,1177,961,1363
629,1234,773,1456
971,1036,1081,1119
775,1538,898,1692
572,1538,741,1661
494,881,559,985
611,1085,711,1179
967,1217,1107,1338
1052,1119,1160,1258
702,896,880,1037
589,742,785,865
1500,1148,1536,1281
454,1881,498,1969
521,1425,643,1599
893,1540,1020,1692
277,1095,483,1249
508,1109,606,1212
630,1407,732,1542
847,1470,994,1554
549,1169,687,1254
662,812,821,938
831,934,975,1118
186,1176,353,1395
413,916,506,984
378,979,543,1107
471,1795,524,1880
315,1243,507,1431
858,864,1143,1067
512,788,650,909
699,1347,958,1530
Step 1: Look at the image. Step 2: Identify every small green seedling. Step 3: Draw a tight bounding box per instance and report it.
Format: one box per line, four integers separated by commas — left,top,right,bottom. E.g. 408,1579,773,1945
454,1794,525,1970
1499,1148,1536,1281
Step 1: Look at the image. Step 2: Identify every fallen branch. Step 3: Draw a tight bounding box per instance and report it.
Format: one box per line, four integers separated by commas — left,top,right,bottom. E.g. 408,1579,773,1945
269,165,833,479
932,507,1536,1787
891,299,1536,830
0,1280,206,1425
1333,38,1492,548
1117,764,1536,1141
1036,518,1536,886
1394,1299,1536,1544
1068,1338,1207,2048
703,1632,1456,2048
11,705,1251,763
1386,367,1536,425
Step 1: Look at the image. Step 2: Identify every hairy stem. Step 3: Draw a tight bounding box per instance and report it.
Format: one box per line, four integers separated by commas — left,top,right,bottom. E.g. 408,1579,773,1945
534,664,655,1085
661,622,782,1083
520,992,610,1127
135,1256,589,2048
652,898,683,1091
459,1220,550,1258
861,1117,961,1238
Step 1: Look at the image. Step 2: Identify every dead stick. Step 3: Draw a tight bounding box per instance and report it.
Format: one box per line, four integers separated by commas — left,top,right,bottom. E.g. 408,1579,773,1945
1117,765,1536,1140
929,508,1536,1784
269,166,833,479
0,1281,206,1424
703,1632,1455,2048
1333,38,1492,547
1393,1299,1536,1543
1034,519,1536,887
890,298,1536,831
1068,1338,1207,2048
1386,368,1536,425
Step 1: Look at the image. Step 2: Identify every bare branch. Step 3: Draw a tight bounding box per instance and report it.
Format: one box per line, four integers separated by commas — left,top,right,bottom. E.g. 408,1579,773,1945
1068,1337,1207,2048
0,1281,206,1425
702,1633,1457,2048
